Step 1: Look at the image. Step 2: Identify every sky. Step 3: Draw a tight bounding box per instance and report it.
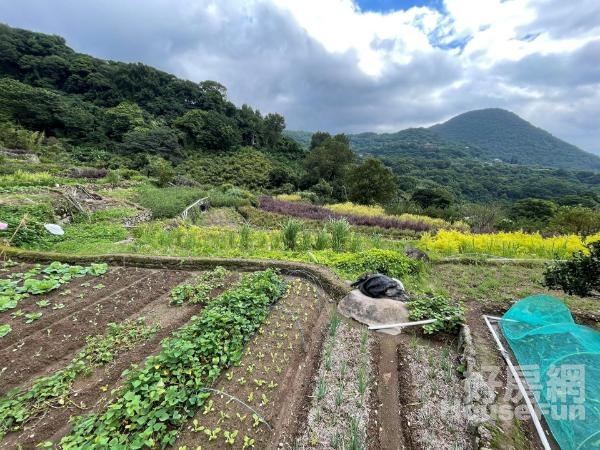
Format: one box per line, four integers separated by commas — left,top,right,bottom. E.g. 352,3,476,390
1,0,600,154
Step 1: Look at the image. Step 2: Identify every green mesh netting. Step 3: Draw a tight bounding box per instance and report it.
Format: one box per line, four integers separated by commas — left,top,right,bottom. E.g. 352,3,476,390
501,295,600,450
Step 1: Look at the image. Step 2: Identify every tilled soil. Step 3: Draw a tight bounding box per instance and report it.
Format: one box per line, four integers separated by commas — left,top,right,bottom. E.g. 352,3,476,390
0,267,192,394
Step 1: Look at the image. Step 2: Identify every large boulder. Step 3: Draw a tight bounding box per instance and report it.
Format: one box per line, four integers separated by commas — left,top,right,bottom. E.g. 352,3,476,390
405,247,429,261
338,290,409,336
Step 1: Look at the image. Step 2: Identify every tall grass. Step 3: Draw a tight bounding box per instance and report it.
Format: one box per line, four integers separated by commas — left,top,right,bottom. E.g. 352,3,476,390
0,170,55,187
282,219,302,250
329,218,351,252
134,185,256,218
239,222,252,250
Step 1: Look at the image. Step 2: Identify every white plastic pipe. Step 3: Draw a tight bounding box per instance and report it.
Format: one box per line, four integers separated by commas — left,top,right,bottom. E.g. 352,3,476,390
368,317,451,330
483,315,552,450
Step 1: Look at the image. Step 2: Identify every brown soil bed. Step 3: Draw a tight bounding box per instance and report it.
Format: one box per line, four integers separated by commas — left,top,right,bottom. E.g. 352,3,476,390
0,267,192,394
174,277,333,449
0,272,241,449
0,266,135,351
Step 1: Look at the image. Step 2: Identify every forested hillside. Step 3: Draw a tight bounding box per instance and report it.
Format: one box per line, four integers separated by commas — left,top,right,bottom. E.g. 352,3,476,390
1,24,599,211
0,23,306,189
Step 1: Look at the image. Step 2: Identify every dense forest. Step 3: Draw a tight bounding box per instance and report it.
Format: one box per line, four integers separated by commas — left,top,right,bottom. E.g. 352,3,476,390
1,24,599,226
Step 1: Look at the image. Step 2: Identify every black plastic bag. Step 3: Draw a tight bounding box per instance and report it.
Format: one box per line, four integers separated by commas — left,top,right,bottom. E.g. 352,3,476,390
351,273,408,300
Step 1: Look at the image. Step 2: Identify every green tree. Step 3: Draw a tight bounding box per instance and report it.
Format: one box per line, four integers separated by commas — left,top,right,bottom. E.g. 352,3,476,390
120,127,182,161
263,113,285,149
105,102,148,139
303,136,355,184
310,131,331,150
174,109,240,152
411,187,453,209
147,156,175,187
548,207,600,236
509,198,557,224
345,158,398,205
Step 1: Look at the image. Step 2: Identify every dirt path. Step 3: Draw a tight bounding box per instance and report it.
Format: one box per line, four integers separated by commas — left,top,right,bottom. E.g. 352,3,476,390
375,334,411,450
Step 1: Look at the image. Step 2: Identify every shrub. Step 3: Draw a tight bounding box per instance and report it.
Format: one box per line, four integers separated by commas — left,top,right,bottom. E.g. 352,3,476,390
147,156,175,187
322,249,423,279
543,242,600,296
209,185,256,208
0,204,54,247
282,219,301,250
105,170,121,185
407,295,464,334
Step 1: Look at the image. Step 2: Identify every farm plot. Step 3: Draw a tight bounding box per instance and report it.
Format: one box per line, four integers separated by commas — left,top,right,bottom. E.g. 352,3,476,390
174,277,333,449
398,334,471,450
0,262,235,448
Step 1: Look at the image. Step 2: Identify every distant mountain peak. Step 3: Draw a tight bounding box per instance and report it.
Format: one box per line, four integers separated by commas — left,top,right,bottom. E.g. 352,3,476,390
429,108,600,171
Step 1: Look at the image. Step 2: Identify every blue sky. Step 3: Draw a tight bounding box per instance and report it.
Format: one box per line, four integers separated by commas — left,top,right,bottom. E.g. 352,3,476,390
355,0,442,13
1,0,599,154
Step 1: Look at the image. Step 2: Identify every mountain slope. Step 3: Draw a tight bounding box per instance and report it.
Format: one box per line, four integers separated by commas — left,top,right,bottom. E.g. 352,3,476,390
430,108,600,171
349,128,475,159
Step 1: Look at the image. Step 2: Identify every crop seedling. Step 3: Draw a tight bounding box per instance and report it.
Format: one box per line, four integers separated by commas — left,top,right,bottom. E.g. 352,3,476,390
357,366,368,395
0,324,11,338
335,388,344,408
36,299,50,308
251,414,263,428
217,411,230,424
243,435,255,449
223,429,238,445
25,312,42,323
0,319,159,439
204,427,221,441
260,393,269,407
345,417,364,450
316,377,327,400
203,399,215,415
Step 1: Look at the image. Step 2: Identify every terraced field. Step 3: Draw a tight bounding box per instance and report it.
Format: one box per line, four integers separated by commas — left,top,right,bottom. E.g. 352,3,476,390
1,259,547,450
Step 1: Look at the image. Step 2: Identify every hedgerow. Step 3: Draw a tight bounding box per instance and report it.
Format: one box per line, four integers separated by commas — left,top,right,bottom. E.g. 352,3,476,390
59,269,286,449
